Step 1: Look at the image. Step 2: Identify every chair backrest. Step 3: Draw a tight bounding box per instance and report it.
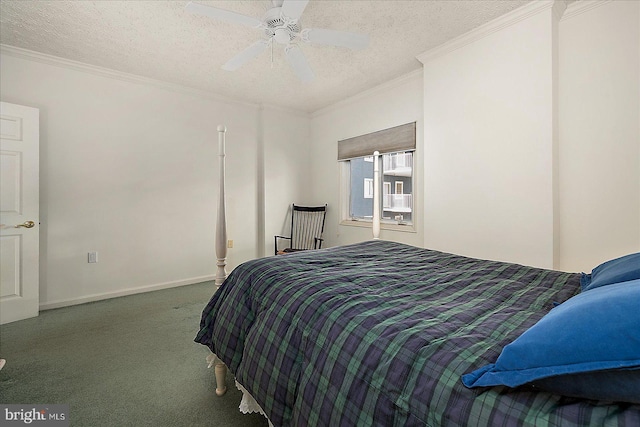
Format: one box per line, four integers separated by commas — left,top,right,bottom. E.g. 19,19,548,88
290,204,327,250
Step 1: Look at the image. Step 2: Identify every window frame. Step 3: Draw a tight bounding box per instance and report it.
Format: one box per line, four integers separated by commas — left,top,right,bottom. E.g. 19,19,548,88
339,150,416,233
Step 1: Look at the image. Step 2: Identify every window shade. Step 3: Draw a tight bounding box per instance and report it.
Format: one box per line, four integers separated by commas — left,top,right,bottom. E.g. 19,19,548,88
337,122,416,161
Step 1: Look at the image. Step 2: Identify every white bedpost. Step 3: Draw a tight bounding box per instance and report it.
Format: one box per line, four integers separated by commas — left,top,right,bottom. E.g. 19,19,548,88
216,125,228,290
372,150,380,240
214,124,228,397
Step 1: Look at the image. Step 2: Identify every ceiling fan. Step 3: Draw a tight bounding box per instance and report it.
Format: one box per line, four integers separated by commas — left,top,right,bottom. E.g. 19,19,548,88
185,0,370,82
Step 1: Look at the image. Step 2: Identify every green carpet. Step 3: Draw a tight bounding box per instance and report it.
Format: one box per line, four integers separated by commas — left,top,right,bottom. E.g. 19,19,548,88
0,282,269,427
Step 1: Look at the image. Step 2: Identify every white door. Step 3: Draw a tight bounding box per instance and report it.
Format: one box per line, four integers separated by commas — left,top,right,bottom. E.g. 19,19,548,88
0,102,40,324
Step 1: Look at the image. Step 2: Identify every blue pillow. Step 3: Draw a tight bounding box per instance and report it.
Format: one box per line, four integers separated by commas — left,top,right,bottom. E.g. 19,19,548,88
462,279,640,403
581,252,640,292
530,369,640,403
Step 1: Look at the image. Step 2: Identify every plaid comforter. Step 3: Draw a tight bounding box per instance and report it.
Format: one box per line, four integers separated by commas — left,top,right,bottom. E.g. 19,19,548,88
195,240,640,426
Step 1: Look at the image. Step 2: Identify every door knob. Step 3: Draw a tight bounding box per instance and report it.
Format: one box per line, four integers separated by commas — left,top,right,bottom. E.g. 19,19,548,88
15,221,36,229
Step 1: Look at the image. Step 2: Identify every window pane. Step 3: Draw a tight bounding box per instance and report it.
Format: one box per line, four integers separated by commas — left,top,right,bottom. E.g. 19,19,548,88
382,151,412,223
350,157,373,218
346,151,413,224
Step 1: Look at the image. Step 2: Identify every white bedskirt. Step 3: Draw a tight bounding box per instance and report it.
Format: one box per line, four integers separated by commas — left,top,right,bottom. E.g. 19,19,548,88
206,353,273,427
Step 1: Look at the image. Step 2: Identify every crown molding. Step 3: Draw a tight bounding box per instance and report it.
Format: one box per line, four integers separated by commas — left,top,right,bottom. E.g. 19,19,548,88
0,44,292,114
561,0,611,21
417,0,559,65
553,0,568,21
311,68,423,118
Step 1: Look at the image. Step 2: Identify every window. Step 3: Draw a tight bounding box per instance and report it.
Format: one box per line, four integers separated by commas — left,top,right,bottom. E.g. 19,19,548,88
345,151,413,224
383,182,391,208
364,178,374,199
338,123,416,228
395,181,403,195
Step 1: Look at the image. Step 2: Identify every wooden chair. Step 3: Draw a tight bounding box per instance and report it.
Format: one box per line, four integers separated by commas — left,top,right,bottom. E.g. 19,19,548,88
275,204,327,255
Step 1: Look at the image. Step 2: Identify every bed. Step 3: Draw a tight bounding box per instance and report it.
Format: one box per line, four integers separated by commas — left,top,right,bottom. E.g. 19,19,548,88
196,126,640,426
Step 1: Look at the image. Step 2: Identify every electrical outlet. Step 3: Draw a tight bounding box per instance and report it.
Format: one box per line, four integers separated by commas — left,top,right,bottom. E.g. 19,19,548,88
88,252,98,263
227,240,233,248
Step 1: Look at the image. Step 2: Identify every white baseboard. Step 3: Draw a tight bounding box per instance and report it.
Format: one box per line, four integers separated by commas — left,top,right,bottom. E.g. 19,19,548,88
39,275,216,311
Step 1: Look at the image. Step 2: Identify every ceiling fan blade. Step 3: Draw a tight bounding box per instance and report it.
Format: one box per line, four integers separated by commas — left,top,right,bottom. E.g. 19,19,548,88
302,28,369,50
285,45,314,83
185,2,262,28
222,40,269,71
281,0,309,22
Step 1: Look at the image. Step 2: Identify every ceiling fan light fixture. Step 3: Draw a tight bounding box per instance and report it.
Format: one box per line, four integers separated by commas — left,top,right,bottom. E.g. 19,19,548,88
274,28,292,44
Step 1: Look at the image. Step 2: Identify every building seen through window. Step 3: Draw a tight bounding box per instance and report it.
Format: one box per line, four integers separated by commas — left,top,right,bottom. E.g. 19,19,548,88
349,151,413,224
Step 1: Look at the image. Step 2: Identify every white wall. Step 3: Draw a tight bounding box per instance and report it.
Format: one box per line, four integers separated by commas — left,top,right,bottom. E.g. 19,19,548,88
310,71,424,248
418,3,559,269
263,107,312,256
558,0,640,272
0,49,308,308
413,0,639,271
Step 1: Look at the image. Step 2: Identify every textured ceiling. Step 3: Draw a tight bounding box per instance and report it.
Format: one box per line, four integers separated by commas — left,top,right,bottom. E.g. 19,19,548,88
0,0,533,113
